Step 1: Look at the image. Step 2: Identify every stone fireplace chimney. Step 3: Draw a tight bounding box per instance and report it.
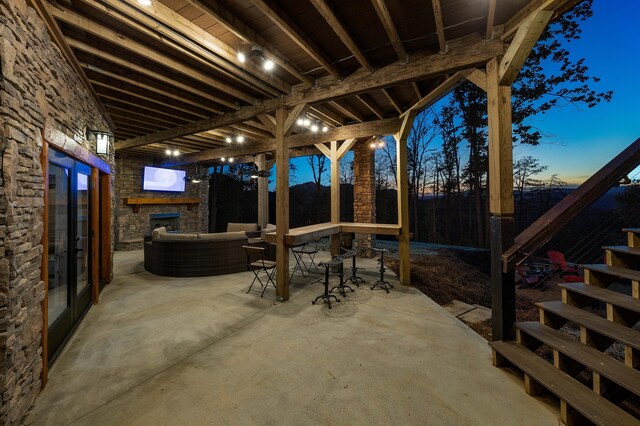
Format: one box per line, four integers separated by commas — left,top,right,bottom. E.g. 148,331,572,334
353,141,376,256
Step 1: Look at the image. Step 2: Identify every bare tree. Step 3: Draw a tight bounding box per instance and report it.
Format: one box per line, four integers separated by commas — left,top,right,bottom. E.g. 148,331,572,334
307,154,327,191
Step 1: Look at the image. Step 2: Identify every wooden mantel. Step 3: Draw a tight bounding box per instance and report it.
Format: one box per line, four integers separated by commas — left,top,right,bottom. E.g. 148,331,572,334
123,197,201,213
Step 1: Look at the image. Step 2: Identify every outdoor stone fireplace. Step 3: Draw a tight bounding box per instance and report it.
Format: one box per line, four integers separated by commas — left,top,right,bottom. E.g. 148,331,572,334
150,213,180,233
114,155,208,250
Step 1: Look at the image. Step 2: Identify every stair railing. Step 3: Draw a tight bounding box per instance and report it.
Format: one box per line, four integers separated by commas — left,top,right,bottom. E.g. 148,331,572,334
502,137,640,272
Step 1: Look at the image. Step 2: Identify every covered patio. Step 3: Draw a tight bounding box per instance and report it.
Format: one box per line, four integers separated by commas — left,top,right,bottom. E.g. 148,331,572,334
27,250,558,425
1,0,638,424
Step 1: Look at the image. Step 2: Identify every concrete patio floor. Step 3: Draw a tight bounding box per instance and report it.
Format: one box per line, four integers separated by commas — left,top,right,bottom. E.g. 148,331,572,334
26,250,558,425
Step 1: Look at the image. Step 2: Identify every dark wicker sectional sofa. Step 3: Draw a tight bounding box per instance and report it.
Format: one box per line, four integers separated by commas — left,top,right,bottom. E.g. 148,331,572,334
144,229,249,277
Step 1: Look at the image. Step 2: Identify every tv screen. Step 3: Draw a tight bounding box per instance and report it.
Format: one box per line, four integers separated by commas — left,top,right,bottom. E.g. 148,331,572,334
143,166,186,192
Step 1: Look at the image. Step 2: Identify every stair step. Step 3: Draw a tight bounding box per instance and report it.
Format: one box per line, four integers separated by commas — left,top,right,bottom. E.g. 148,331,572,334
490,341,640,426
559,282,640,314
536,301,640,351
604,246,640,257
581,264,640,282
517,322,640,396
623,228,640,233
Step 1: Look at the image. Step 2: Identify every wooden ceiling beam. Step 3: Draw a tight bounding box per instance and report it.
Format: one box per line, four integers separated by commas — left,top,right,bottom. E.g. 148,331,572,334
382,89,403,114
249,0,341,78
184,0,312,84
502,0,577,41
90,79,210,119
432,0,447,53
308,0,371,70
97,93,193,125
164,118,401,166
486,0,497,39
402,71,471,115
411,83,422,102
69,39,228,110
355,94,385,120
47,4,251,106
29,0,114,128
500,10,553,85
257,115,276,135
81,62,220,114
117,34,505,149
310,106,345,126
330,100,364,123
88,0,288,96
371,0,406,61
465,69,487,91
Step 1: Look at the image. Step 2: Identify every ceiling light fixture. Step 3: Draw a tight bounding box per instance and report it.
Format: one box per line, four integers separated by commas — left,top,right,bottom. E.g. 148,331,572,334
225,134,245,144
138,0,152,6
237,46,275,72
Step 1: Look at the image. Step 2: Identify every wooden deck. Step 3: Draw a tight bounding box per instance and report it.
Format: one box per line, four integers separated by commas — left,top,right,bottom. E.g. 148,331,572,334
263,222,402,246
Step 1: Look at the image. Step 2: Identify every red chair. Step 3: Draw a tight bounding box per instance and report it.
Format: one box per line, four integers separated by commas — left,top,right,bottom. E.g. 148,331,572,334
547,251,580,275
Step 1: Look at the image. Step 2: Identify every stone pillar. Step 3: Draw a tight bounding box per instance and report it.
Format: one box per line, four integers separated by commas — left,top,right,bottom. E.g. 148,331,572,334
353,141,376,256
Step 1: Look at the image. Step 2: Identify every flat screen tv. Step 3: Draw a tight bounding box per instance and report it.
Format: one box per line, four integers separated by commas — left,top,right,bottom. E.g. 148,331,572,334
143,166,186,192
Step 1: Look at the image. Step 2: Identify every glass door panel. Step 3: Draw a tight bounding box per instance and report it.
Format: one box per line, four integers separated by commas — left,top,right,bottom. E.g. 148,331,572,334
47,163,70,327
76,172,90,296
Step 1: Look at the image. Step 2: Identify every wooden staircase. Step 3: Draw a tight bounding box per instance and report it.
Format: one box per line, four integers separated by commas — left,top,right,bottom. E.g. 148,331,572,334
490,228,640,425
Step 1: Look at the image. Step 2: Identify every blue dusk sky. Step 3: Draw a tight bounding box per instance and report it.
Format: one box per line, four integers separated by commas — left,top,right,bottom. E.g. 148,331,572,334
275,0,639,190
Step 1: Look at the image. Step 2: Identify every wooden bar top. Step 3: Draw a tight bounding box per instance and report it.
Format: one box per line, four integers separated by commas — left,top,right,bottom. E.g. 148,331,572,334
264,222,401,246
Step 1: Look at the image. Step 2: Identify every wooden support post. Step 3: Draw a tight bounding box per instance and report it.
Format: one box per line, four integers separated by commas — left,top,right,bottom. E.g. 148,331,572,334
90,167,100,304
394,111,416,286
487,57,516,341
275,107,290,301
256,154,269,229
99,173,112,284
330,141,341,256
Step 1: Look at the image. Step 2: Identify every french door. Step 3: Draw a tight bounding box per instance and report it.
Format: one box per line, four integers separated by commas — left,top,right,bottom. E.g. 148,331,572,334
47,148,92,364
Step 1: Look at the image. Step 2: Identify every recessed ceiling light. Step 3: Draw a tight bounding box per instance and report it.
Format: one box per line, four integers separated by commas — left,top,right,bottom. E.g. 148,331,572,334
225,137,232,143
229,157,234,163
296,118,304,126
310,124,319,132
263,59,274,71
165,148,172,156
236,135,245,143
322,125,328,132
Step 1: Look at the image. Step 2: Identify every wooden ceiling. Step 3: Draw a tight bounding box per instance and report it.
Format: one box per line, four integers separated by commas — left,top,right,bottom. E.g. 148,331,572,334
36,0,557,162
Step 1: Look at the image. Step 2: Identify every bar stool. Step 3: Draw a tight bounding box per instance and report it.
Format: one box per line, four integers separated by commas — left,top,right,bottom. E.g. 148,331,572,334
344,247,366,286
330,251,355,297
312,255,343,308
371,247,393,293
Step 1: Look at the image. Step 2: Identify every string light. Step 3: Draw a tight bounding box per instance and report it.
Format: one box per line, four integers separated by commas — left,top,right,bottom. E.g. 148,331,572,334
296,115,330,134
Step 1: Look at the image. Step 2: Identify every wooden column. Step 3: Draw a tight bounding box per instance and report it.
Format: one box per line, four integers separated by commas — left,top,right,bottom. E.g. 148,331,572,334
100,173,112,284
275,107,290,301
90,167,100,304
330,140,341,255
256,154,269,229
487,57,516,341
394,111,416,286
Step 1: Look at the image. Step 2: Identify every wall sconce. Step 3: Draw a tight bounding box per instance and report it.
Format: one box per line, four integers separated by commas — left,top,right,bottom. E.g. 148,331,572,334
86,128,112,156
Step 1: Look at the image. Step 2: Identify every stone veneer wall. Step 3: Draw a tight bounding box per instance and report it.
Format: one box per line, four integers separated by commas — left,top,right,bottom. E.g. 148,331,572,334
353,142,376,255
114,155,209,250
0,0,115,423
